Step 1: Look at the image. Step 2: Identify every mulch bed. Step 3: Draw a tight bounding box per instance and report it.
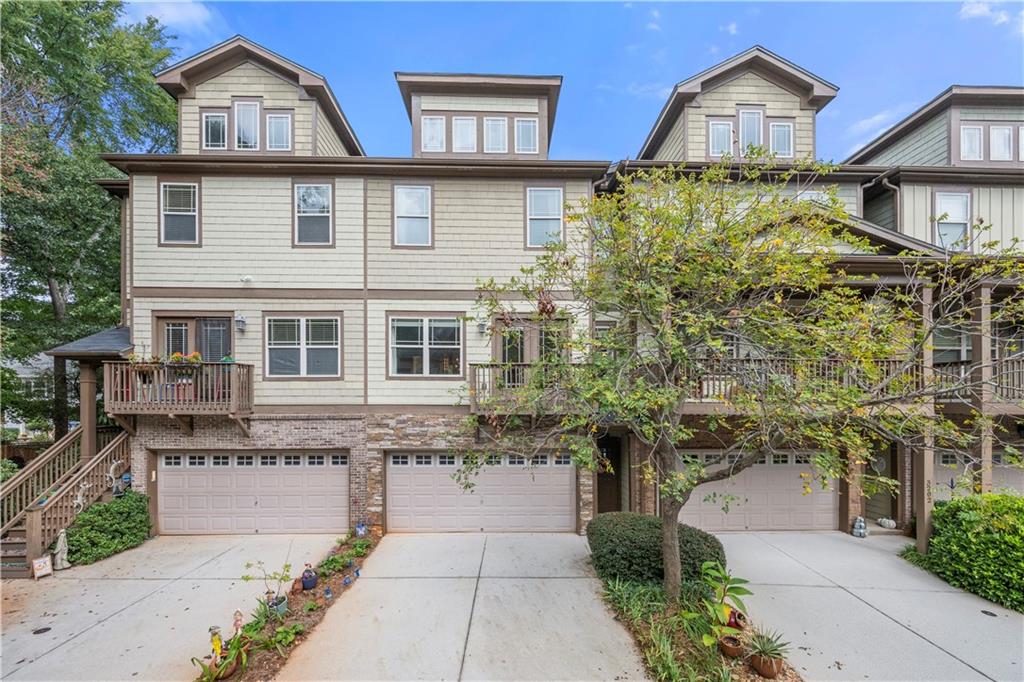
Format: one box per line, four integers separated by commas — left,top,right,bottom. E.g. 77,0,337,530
193,528,383,682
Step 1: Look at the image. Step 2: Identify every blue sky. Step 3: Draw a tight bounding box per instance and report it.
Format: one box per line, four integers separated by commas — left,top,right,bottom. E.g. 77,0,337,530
126,1,1024,162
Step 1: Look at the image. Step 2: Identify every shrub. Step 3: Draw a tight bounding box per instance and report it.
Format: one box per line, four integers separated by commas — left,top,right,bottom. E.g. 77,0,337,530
587,512,725,584
1,459,20,484
66,491,151,565
923,493,1024,612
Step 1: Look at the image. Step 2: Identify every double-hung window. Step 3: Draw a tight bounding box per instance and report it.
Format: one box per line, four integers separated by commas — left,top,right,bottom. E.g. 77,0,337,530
770,122,794,158
160,182,199,244
990,126,1012,161
390,316,462,377
158,317,231,359
294,183,332,245
234,101,260,150
452,116,477,153
421,116,445,152
526,187,563,247
267,113,292,151
202,113,227,150
935,192,970,250
515,118,538,154
484,117,508,153
738,109,763,153
394,185,431,246
709,121,733,157
960,125,982,161
266,316,341,377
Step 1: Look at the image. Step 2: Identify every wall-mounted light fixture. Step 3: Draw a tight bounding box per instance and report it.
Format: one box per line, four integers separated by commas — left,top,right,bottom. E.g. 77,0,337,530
234,315,247,333
476,320,488,335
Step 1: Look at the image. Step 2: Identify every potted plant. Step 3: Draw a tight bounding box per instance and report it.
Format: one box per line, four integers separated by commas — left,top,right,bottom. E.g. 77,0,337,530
697,561,752,654
242,560,292,619
748,629,790,679
718,634,743,658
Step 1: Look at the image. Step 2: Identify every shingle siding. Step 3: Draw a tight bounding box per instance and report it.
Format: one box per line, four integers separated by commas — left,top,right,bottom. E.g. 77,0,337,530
863,111,950,166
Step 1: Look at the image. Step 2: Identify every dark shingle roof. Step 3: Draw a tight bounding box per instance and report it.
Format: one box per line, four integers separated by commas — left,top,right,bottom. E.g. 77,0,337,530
47,327,132,359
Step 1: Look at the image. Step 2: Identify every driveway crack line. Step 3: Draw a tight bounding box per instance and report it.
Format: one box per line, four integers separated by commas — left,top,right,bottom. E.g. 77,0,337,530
750,534,996,682
457,536,487,682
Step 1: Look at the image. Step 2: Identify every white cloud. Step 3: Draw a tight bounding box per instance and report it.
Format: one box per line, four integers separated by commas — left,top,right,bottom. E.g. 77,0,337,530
720,21,739,35
958,1,1011,26
647,7,661,31
707,44,721,56
650,8,661,20
598,82,673,100
844,105,911,138
124,1,225,38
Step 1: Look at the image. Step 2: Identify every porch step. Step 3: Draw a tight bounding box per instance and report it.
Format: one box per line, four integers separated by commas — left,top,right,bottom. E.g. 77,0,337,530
1,541,27,560
1,562,32,579
4,526,27,541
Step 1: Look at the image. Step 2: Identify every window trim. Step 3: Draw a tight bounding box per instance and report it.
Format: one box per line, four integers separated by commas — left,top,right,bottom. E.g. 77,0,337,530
932,188,972,252
201,111,228,151
452,116,477,153
385,311,466,380
708,119,734,158
737,108,764,154
262,311,344,381
989,125,1013,162
524,184,565,249
769,121,794,158
158,178,201,247
265,111,293,152
514,117,539,154
1019,126,1024,161
959,125,983,162
420,115,446,153
484,116,509,153
233,100,261,152
292,179,334,248
392,183,434,249
152,311,235,361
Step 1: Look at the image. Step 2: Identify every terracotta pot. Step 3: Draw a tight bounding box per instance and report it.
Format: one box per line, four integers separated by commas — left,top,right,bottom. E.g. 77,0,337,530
750,654,784,679
718,635,743,658
727,609,748,630
217,657,238,680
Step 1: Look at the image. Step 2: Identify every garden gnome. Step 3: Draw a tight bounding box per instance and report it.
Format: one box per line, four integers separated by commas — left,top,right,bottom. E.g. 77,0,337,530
52,529,70,570
209,626,223,666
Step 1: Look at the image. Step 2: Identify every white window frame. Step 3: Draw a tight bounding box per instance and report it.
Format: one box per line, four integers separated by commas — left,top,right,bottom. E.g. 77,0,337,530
265,316,341,377
484,117,508,153
452,116,477,153
393,185,432,247
201,112,227,150
526,187,564,248
769,121,794,158
960,125,983,161
388,316,462,378
420,115,446,152
1019,126,1024,161
934,191,971,251
160,182,199,245
294,183,333,245
990,125,1012,161
234,101,260,151
709,121,733,157
738,109,763,152
266,113,292,151
515,117,539,154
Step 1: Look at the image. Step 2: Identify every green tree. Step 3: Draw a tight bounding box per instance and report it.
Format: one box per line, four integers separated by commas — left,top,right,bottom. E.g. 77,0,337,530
1,0,177,434
464,159,1024,600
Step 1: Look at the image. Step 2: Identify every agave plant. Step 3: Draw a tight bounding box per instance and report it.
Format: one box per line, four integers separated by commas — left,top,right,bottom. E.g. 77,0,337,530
748,629,790,660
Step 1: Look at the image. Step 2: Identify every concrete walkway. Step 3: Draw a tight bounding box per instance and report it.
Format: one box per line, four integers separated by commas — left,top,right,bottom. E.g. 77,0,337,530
718,531,1024,682
277,533,648,681
1,534,336,681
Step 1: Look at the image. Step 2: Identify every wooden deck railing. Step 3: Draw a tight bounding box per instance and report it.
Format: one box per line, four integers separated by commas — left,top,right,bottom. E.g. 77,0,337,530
104,362,254,416
24,432,131,563
994,357,1024,402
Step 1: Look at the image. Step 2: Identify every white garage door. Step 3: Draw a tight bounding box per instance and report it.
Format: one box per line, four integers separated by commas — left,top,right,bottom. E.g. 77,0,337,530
386,452,576,532
934,452,1024,499
159,451,349,534
679,452,838,531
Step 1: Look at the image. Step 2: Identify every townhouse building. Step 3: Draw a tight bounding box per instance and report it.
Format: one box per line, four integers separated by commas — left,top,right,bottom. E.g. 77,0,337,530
4,38,1021,575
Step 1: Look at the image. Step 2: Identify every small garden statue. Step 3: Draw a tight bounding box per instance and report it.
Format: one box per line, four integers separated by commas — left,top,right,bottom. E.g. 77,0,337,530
301,563,318,590
72,482,94,514
106,460,124,495
851,516,868,538
877,517,897,529
355,523,368,537
53,529,70,570
209,626,223,666
232,609,244,640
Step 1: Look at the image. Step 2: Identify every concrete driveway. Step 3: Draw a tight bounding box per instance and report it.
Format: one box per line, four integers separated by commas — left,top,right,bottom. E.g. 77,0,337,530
1,534,336,681
277,533,647,681
719,531,1023,682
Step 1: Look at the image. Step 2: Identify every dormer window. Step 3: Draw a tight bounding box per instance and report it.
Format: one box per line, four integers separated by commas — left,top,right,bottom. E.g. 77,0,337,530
770,122,794,158
235,101,260,150
452,117,477,153
202,113,227,150
990,126,1012,161
421,116,445,152
267,113,292,151
484,117,508,153
515,118,538,154
709,121,733,157
960,126,982,161
738,109,763,153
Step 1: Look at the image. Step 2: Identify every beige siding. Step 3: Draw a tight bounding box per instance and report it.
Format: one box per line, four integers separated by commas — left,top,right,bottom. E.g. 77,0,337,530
131,297,365,405
652,114,688,162
315,103,347,156
420,95,539,113
178,61,314,155
685,72,815,160
900,183,1024,248
365,178,591,289
132,175,364,288
864,112,950,166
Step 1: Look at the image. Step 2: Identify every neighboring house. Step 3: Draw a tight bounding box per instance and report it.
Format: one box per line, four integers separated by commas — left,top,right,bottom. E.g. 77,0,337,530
49,38,1024,540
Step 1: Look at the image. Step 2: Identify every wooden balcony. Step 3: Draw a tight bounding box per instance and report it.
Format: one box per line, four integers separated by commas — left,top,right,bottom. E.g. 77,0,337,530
104,362,254,433
936,358,1024,410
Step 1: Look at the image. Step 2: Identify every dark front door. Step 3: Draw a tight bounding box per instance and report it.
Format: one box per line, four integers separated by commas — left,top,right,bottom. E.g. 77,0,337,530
597,436,622,514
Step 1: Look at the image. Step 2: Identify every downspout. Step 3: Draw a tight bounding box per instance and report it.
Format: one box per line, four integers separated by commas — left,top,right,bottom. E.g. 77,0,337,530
862,167,901,232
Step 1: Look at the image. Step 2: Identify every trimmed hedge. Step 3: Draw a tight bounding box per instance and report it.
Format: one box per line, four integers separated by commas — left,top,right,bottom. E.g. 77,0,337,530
925,493,1024,612
587,512,725,584
66,491,152,565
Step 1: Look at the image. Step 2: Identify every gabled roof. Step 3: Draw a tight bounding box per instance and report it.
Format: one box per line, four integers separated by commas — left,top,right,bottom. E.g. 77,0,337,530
638,45,839,160
395,72,562,137
156,35,364,156
844,85,1024,164
47,327,132,360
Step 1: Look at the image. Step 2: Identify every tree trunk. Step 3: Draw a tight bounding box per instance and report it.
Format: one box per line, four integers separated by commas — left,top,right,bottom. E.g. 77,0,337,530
660,492,683,601
48,277,69,438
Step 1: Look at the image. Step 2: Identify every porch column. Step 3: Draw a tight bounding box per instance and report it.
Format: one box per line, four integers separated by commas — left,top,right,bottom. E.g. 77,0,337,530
838,451,864,533
970,285,994,491
912,434,935,553
79,360,98,462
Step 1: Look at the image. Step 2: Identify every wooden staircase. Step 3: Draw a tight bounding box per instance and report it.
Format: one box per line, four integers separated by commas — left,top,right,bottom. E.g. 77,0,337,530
1,428,125,578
